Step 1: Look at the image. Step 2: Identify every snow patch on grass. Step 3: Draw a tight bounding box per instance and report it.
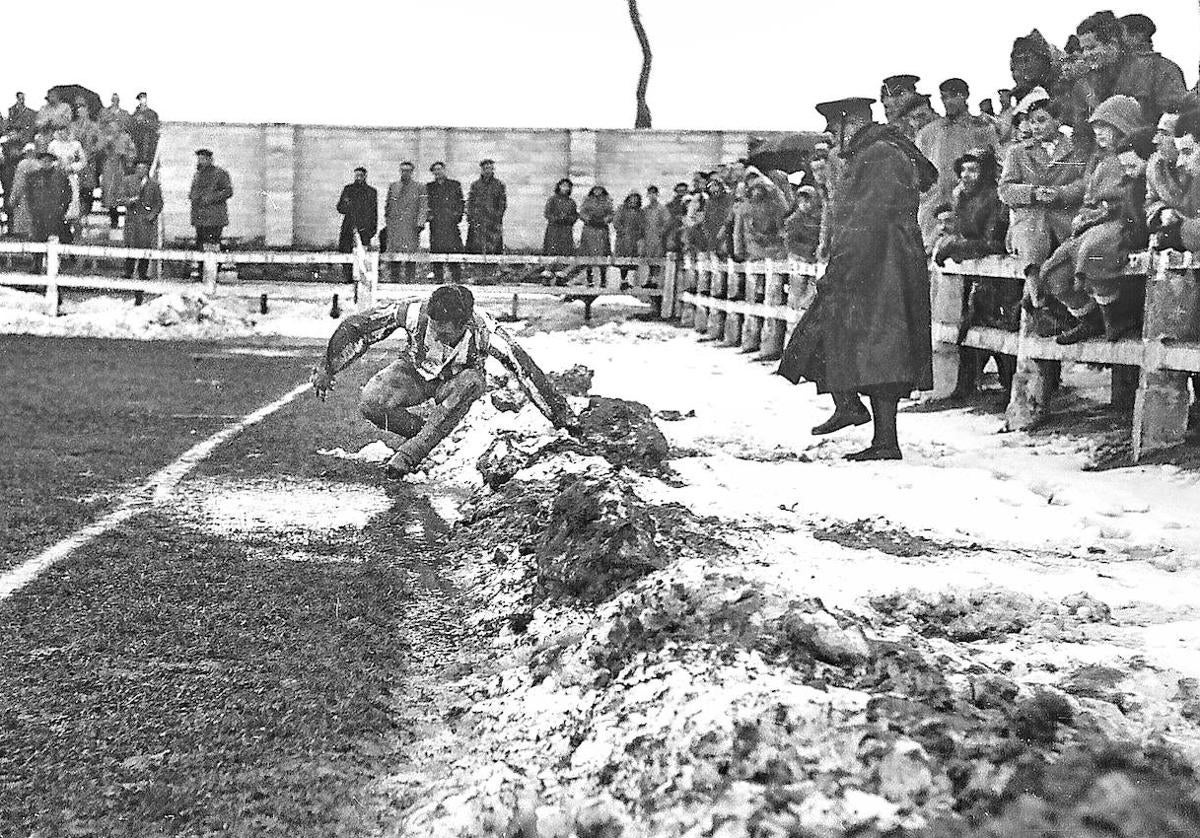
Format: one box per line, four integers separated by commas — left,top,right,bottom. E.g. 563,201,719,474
174,477,391,534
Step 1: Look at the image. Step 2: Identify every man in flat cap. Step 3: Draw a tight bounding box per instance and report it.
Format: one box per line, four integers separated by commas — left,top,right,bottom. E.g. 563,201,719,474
915,78,999,247
426,162,465,282
310,284,574,478
779,97,937,461
26,150,71,272
130,92,160,164
336,166,379,282
188,148,234,275
466,158,507,262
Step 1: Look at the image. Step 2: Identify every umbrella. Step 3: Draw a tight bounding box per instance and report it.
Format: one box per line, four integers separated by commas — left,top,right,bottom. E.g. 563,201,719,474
48,84,102,120
746,131,827,174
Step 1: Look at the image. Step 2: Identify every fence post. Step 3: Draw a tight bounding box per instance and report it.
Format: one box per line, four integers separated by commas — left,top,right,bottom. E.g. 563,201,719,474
201,245,219,294
722,260,742,346
662,255,679,321
1133,253,1198,461
704,256,726,340
740,261,765,353
44,237,59,317
693,253,711,334
1007,301,1062,431
758,259,786,361
930,264,964,399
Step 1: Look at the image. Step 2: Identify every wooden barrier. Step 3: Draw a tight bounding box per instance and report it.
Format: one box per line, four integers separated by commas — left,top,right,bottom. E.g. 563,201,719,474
675,250,1200,464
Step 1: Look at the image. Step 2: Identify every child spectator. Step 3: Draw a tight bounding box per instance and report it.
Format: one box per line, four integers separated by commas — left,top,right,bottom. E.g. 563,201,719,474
785,185,822,261
998,88,1088,311
1039,96,1149,343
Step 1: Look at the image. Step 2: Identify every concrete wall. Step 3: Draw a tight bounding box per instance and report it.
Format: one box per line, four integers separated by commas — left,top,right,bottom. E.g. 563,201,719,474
157,123,771,250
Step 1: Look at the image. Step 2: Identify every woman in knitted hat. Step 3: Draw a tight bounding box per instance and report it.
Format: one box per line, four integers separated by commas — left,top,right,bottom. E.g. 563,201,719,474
1039,95,1147,343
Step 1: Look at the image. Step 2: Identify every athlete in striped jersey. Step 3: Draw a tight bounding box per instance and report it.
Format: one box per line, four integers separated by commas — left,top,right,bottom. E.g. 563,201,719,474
310,284,573,477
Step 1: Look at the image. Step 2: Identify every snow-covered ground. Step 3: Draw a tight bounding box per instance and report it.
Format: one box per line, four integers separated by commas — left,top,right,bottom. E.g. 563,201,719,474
7,284,1200,835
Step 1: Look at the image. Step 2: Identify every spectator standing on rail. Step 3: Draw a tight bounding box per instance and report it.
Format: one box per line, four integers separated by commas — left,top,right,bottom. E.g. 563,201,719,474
188,148,234,273
426,162,464,283
130,92,160,165
999,33,1068,150
384,161,427,284
778,96,937,462
99,121,136,229
466,159,507,259
916,78,1000,249
1071,11,1185,135
121,160,162,279
27,151,71,271
336,166,379,283
578,185,614,287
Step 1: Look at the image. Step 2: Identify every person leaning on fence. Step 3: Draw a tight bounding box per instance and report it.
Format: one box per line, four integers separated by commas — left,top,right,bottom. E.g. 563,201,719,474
336,166,378,283
26,151,71,272
188,148,233,277
1039,96,1151,345
383,161,427,284
310,284,575,478
120,160,162,280
426,162,464,283
778,96,937,462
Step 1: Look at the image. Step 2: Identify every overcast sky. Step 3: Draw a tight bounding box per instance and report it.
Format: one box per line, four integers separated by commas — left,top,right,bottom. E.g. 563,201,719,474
9,0,1198,130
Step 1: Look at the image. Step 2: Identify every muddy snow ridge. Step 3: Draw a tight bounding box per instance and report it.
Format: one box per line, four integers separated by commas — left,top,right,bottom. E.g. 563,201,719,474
362,365,1200,838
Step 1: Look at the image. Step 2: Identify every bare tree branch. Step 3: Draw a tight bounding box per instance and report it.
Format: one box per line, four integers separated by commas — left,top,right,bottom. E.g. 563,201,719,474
628,0,653,128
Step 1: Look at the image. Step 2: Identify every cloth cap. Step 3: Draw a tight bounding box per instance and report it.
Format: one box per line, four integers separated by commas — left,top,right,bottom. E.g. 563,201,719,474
354,166,367,173
1089,94,1144,138
479,158,495,166
194,148,213,157
881,75,920,97
428,284,474,324
1120,13,1156,37
1013,86,1051,115
815,97,876,123
940,78,969,96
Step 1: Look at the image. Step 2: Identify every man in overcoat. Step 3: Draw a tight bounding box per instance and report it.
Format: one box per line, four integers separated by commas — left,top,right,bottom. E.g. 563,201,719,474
188,148,234,274
426,162,464,282
384,160,427,283
1,92,36,216
26,151,71,272
778,97,937,461
466,158,507,257
121,160,163,279
336,166,379,282
130,92,161,164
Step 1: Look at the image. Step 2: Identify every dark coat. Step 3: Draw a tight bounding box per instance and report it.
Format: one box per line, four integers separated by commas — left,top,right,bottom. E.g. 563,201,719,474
130,105,160,163
121,175,163,248
336,181,378,251
578,193,614,256
189,164,233,228
426,178,464,253
613,204,645,257
1072,52,1188,138
779,123,936,394
26,167,71,240
933,183,1008,264
542,194,578,256
466,175,507,254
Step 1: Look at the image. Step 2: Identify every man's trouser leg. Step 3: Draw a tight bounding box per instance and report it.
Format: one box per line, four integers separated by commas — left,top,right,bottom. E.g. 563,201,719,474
359,360,432,439
390,369,486,471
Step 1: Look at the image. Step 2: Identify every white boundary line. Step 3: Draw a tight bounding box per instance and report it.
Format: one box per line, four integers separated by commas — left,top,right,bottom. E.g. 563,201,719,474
0,382,313,603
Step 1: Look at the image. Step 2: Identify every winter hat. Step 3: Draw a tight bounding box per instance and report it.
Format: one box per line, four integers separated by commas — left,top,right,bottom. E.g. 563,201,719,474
1089,95,1144,139
1013,86,1051,115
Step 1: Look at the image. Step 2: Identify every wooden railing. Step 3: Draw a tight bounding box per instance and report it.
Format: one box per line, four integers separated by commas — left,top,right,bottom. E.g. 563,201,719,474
675,251,1200,463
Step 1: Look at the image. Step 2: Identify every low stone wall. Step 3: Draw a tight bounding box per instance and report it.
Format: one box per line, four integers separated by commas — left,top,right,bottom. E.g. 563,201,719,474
156,123,778,251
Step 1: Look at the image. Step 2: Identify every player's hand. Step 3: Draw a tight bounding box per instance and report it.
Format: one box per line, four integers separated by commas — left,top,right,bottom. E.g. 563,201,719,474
310,365,334,400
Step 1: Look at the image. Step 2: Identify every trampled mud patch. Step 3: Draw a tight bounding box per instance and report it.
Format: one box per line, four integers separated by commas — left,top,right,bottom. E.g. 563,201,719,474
812,517,966,557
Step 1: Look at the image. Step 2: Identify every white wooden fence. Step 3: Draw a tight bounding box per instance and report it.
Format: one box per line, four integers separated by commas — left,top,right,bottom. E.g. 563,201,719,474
676,251,1200,463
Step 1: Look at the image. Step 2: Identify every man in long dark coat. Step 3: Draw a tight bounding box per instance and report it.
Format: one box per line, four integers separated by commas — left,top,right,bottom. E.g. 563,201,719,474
779,97,937,461
337,166,379,282
26,151,71,272
426,161,464,282
121,160,163,279
466,158,507,257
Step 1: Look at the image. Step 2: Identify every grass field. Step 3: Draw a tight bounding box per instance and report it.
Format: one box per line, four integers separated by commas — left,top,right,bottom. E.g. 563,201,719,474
0,336,455,836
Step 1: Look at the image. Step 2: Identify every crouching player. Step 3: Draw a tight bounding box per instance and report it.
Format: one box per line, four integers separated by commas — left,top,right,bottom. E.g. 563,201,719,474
310,284,574,477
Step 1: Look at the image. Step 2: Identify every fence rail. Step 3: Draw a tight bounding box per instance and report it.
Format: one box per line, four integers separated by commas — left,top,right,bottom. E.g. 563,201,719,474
675,250,1200,464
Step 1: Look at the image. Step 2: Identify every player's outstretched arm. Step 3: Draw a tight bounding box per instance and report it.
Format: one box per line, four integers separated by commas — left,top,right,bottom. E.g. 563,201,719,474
310,303,407,400
485,319,576,430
